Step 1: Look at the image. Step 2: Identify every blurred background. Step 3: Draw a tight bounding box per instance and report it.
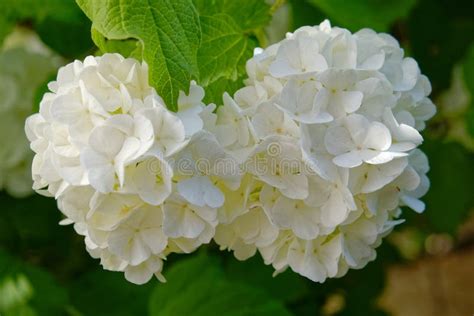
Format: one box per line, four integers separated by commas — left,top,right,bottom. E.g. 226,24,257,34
0,0,473,315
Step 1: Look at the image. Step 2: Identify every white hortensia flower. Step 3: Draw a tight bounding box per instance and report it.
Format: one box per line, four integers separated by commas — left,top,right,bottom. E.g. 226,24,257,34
324,114,405,168
265,193,320,240
209,20,435,283
286,235,343,283
214,206,278,261
107,205,167,266
305,171,357,228
122,155,173,206
162,192,217,242
247,136,309,200
124,256,166,285
175,131,241,208
275,79,333,124
250,102,300,139
138,104,187,157
25,53,224,284
177,80,206,137
269,32,328,78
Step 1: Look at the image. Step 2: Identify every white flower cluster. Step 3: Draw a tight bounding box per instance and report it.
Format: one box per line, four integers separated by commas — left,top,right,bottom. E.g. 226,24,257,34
210,20,436,282
25,53,229,284
25,20,436,284
0,28,59,197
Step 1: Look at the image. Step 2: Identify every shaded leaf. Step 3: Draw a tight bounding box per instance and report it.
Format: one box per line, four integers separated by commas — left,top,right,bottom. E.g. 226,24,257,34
407,0,474,92
224,255,310,304
149,254,292,316
69,268,154,316
422,140,474,234
0,249,69,316
306,0,417,32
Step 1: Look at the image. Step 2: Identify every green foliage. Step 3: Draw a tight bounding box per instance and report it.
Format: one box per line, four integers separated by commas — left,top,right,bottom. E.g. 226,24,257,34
407,0,474,91
223,255,310,304
194,0,271,81
0,249,69,316
91,28,143,60
289,0,326,30
70,269,154,316
149,253,292,316
421,140,474,234
0,0,93,57
462,45,474,137
33,73,56,113
194,0,270,103
306,0,417,32
77,0,271,109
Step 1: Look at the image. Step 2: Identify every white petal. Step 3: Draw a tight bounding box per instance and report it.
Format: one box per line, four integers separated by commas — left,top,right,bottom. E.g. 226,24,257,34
325,126,354,155
333,152,363,168
177,176,224,208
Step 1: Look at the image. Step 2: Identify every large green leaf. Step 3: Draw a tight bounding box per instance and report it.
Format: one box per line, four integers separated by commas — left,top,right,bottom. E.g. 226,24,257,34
77,0,201,110
194,0,270,104
194,0,271,32
196,14,256,87
306,0,417,32
149,254,292,316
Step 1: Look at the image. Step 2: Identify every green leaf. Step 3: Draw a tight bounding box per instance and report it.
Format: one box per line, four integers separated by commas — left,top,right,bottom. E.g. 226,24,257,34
202,75,245,104
149,254,292,316
0,193,91,280
306,0,417,32
194,0,271,32
77,0,201,110
33,73,57,113
69,268,154,316
35,11,94,58
289,0,326,31
194,0,270,104
197,14,257,87
224,255,310,304
407,0,474,91
91,28,143,60
422,140,474,234
0,249,69,316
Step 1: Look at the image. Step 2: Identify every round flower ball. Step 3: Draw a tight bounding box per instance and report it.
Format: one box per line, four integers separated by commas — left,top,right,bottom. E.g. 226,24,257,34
25,53,234,284
211,20,435,282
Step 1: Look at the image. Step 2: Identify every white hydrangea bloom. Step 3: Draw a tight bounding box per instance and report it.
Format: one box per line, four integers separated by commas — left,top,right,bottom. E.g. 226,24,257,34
212,20,435,283
26,54,224,284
